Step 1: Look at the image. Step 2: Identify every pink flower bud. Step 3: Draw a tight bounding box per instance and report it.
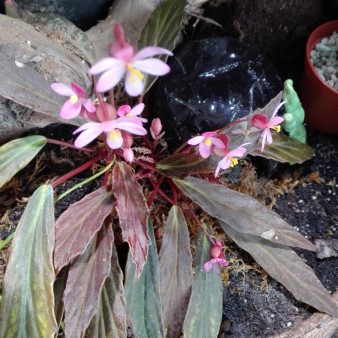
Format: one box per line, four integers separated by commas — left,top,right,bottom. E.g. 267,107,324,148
123,132,134,148
123,147,134,163
150,118,163,139
210,245,222,258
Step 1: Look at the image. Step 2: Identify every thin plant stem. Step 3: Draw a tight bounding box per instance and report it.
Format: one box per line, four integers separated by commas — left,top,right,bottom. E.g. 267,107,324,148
55,160,115,202
46,138,96,153
51,153,103,189
0,232,14,250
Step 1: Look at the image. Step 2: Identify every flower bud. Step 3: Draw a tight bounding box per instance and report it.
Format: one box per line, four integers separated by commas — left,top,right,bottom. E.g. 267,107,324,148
123,132,133,148
210,244,222,258
150,118,163,139
123,147,134,163
96,103,117,122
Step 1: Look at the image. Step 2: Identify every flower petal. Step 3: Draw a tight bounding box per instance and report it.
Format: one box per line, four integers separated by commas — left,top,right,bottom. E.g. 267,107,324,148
106,130,124,149
211,137,226,149
74,126,103,148
117,105,131,117
132,46,173,61
80,98,95,113
252,114,268,129
89,57,124,74
51,83,74,96
70,82,86,97
116,121,147,135
199,142,212,158
269,116,284,126
133,58,170,76
96,67,126,92
60,100,81,119
228,146,247,158
187,136,204,145
74,121,101,134
124,74,144,96
129,103,145,116
271,101,285,119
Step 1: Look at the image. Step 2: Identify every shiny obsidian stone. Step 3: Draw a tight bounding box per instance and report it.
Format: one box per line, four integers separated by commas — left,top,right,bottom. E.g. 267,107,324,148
14,0,113,30
151,37,282,150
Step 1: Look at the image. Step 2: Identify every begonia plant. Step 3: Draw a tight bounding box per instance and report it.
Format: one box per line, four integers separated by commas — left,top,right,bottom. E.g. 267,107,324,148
0,1,337,337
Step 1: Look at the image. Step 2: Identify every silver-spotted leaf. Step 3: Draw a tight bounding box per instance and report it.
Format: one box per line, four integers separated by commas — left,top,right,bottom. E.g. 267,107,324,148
63,222,114,338
183,230,223,338
174,177,316,251
85,243,127,338
138,0,187,94
125,221,165,338
54,187,114,272
159,205,193,338
0,185,57,338
221,221,338,317
112,162,150,279
0,135,46,189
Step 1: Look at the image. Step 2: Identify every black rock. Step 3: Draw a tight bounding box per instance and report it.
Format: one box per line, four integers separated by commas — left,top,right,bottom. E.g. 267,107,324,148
151,37,282,150
14,0,113,30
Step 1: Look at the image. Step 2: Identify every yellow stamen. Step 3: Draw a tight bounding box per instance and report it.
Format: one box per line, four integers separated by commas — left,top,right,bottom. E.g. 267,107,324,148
109,130,122,142
127,63,144,84
229,157,238,167
70,95,78,104
205,138,212,146
271,125,281,132
126,113,132,118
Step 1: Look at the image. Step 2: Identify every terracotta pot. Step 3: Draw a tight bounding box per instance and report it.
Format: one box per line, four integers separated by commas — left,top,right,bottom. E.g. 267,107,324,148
299,20,338,134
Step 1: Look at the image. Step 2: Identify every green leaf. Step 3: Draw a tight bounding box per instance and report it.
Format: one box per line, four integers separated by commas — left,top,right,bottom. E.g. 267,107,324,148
63,222,114,338
138,0,187,94
112,162,150,279
54,187,114,272
157,149,217,177
183,230,223,338
26,13,96,64
250,132,314,163
159,205,193,338
0,185,57,338
174,177,316,251
221,221,338,317
125,221,165,338
85,243,127,338
0,135,47,189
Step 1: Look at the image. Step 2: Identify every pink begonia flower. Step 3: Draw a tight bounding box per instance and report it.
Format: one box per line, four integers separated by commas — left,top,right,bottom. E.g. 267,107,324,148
51,82,95,119
117,103,147,124
204,240,228,273
251,101,285,153
214,135,248,177
89,24,173,96
73,118,147,149
188,131,225,159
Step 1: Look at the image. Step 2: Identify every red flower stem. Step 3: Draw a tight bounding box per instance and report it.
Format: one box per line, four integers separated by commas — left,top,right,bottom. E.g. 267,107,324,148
147,175,166,206
103,150,113,186
185,209,215,244
108,89,115,106
51,153,103,189
167,178,177,205
46,138,96,153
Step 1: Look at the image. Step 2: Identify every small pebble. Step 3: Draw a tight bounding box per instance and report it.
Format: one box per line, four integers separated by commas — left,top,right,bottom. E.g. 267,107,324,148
310,31,338,91
287,322,292,327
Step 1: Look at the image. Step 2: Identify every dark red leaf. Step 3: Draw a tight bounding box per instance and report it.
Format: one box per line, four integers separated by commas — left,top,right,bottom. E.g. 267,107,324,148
112,162,150,279
63,222,114,338
54,187,114,272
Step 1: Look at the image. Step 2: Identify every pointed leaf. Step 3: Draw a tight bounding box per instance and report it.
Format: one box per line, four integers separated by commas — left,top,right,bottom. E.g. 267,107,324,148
138,0,187,93
221,221,338,317
174,177,316,251
112,162,150,279
125,221,165,338
0,135,47,189
157,149,217,177
0,185,57,338
54,187,114,272
183,230,223,338
26,13,96,64
63,222,114,338
54,268,67,327
85,243,127,338
250,132,314,163
159,205,193,338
